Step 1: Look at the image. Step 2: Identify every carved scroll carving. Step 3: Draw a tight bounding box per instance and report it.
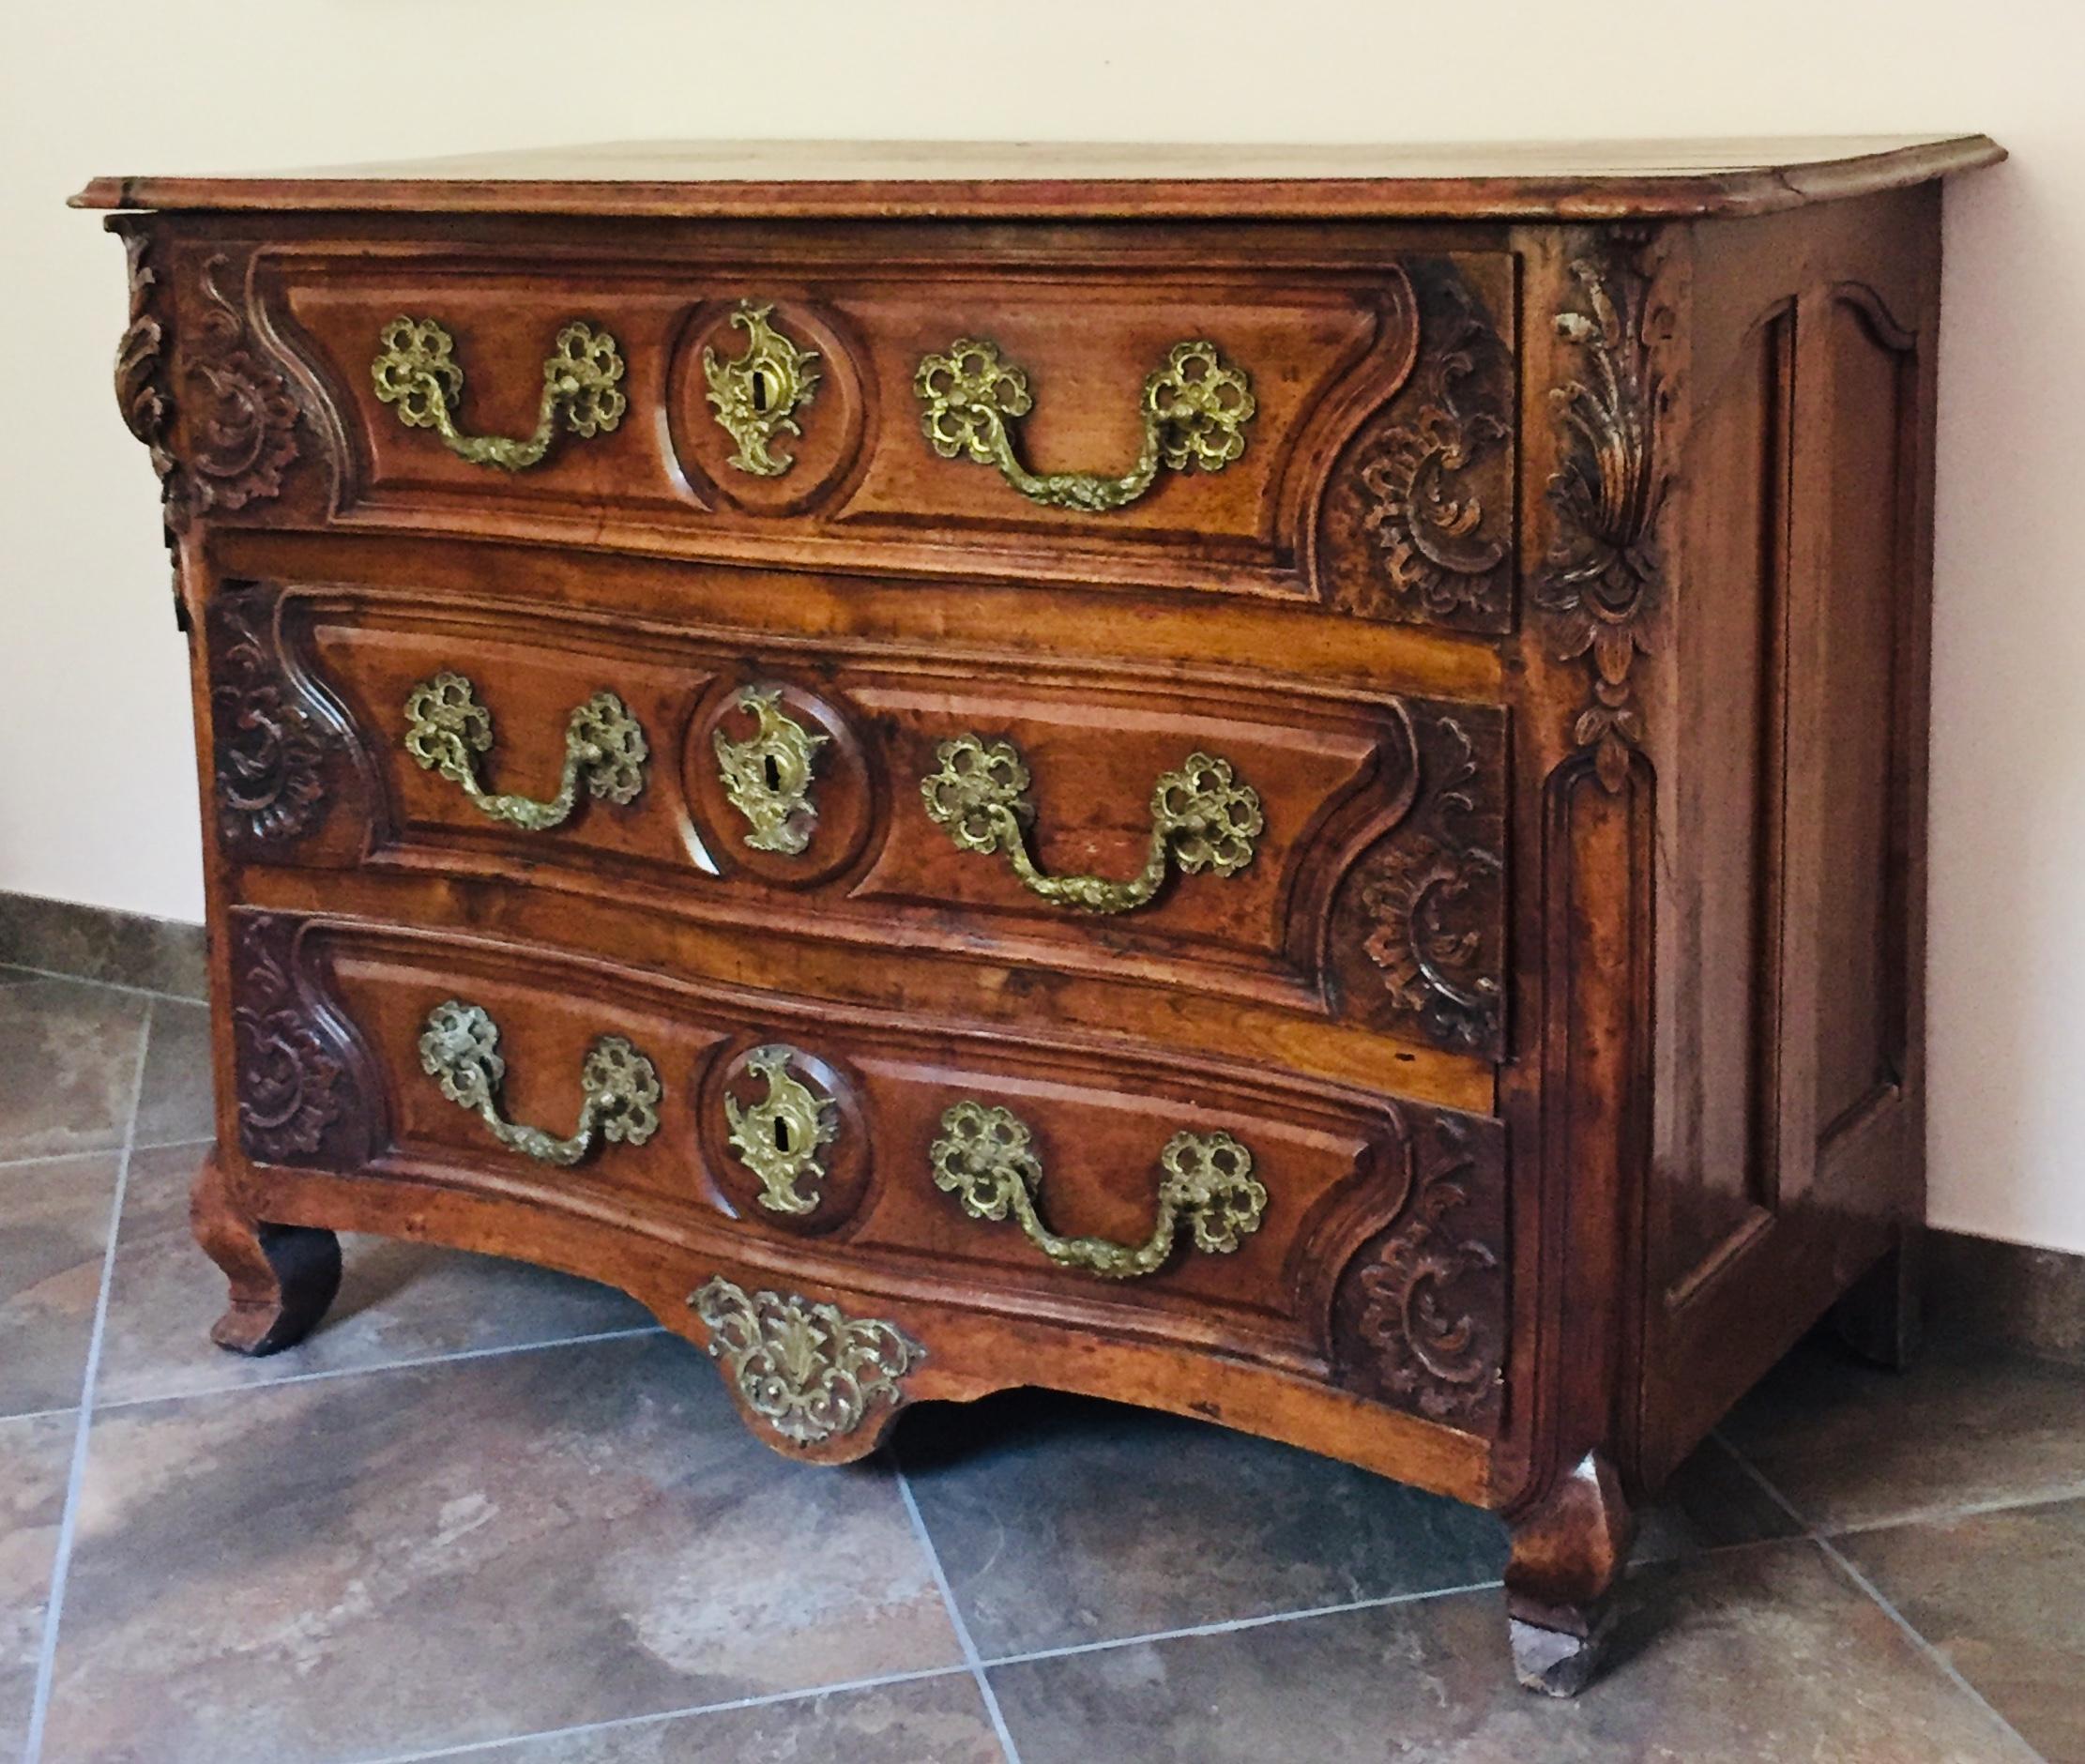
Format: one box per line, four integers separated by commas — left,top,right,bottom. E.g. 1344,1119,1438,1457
1332,1113,1506,1430
108,227,305,532
228,914,380,1169
1537,239,1677,793
206,584,345,858
1318,261,1515,632
1357,716,1506,1055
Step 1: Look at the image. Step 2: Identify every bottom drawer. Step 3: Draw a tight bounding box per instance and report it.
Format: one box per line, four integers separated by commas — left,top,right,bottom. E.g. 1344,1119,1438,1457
223,907,1510,1463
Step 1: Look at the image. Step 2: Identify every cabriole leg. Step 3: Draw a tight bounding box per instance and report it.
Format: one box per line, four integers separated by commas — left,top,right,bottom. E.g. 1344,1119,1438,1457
1504,1449,1636,1696
190,1149,342,1355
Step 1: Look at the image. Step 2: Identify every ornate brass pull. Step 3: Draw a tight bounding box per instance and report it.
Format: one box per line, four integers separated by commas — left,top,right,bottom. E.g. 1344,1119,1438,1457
403,672,647,832
724,1044,839,1215
372,316,627,471
914,338,1255,512
418,999,662,1165
930,1101,1265,1281
713,687,826,855
921,734,1263,914
703,301,821,477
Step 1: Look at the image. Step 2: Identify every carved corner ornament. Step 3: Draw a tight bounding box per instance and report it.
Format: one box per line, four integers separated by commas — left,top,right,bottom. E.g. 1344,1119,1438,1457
1358,716,1506,1056
228,914,376,1169
692,1276,924,1449
1356,279,1512,627
206,585,342,857
1537,242,1677,793
111,229,304,535
1334,1115,1505,1428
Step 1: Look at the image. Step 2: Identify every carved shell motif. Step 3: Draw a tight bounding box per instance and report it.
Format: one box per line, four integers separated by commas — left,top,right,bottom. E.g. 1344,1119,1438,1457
1333,1114,1505,1428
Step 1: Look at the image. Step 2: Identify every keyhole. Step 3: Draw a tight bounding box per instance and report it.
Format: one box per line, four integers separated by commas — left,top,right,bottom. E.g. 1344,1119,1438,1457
764,753,783,792
773,1117,795,1153
750,368,775,413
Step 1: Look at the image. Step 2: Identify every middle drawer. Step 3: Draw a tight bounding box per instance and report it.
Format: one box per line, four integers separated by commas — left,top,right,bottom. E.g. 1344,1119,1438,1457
212,579,1509,1061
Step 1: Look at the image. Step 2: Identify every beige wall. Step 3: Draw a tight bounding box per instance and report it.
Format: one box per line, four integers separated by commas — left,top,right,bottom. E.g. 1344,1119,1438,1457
2,1,2077,1251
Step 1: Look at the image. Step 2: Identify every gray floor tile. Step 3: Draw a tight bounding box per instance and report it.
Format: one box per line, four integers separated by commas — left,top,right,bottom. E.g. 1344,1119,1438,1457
129,997,215,1148
0,1154,118,1418
1839,1495,2085,1764
40,1333,962,1763
449,1674,1005,1762
987,1541,2034,1763
0,977,150,1161
94,1142,657,1406
0,1411,74,1759
1723,1335,2085,1529
900,1388,1790,1661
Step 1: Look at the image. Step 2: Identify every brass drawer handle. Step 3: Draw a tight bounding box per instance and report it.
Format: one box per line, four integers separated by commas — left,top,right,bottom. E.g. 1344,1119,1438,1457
403,672,647,832
419,999,662,1165
713,687,826,855
372,316,627,471
914,338,1255,511
724,1044,839,1215
921,734,1262,914
930,1100,1265,1281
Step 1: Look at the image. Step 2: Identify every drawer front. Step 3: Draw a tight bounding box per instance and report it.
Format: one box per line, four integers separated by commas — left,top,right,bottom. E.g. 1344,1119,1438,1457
215,233,1515,631
227,910,1509,1437
208,581,1510,1059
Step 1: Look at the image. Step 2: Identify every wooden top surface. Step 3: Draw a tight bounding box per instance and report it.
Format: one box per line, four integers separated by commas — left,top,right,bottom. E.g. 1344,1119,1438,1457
73,135,2002,222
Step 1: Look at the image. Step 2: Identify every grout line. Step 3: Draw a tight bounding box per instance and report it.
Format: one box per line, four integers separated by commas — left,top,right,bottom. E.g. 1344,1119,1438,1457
89,1323,673,1414
20,996,157,1764
1815,1480,2085,1539
128,1135,218,1157
0,1408,80,1430
0,962,204,1008
892,1456,1025,1764
0,1148,134,1175
976,1573,1507,1673
355,1665,978,1763
1712,1433,2049,1763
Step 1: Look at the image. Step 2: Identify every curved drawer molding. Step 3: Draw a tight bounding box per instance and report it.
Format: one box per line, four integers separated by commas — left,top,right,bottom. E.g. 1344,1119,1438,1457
418,998,662,1165
372,316,627,471
929,1099,1266,1281
403,671,648,831
920,734,1263,914
915,337,1255,511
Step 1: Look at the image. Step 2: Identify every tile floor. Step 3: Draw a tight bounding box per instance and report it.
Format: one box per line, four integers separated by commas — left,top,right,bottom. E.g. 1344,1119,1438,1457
1,963,2079,1762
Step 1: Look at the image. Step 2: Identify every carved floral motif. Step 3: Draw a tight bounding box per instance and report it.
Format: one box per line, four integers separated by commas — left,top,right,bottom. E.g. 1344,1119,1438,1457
1339,1117,1504,1425
207,585,334,854
1538,241,1676,792
692,1276,924,1447
1354,715,1506,1056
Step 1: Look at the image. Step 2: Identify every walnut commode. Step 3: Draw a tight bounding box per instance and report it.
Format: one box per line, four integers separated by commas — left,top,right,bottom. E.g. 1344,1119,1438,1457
78,134,2001,1692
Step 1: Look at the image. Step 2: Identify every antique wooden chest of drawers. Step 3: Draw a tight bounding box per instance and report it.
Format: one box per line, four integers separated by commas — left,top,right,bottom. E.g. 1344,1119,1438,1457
77,135,2001,1693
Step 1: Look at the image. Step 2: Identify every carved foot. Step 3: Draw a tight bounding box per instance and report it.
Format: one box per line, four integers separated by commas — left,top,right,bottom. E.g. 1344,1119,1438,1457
1834,1226,1924,1371
190,1150,342,1355
1504,1449,1636,1697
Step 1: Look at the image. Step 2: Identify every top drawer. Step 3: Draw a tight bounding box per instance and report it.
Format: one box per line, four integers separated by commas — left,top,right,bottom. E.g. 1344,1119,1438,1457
171,228,1517,633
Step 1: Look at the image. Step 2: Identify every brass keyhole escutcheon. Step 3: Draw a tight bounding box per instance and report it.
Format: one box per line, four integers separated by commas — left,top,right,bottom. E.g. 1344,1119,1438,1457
724,1044,839,1217
713,685,827,857
703,302,820,477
